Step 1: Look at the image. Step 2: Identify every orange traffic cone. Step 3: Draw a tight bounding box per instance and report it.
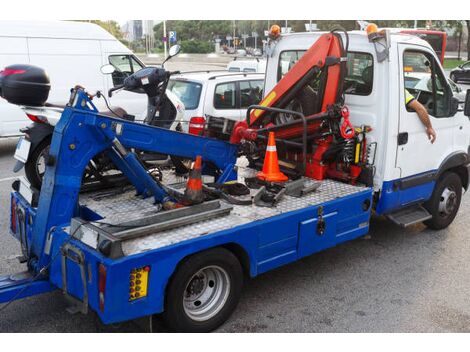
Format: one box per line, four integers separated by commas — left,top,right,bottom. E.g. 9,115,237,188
183,155,204,205
257,132,288,182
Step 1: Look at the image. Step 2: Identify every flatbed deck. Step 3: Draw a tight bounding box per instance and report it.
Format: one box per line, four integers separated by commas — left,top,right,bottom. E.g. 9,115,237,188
78,166,368,257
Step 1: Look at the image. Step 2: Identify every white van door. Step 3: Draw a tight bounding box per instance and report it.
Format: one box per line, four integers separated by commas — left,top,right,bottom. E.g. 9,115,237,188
395,45,456,179
0,36,30,136
27,38,104,105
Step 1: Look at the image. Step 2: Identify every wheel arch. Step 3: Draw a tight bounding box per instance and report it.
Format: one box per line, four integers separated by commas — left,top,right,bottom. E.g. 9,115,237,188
162,242,253,307
436,151,469,190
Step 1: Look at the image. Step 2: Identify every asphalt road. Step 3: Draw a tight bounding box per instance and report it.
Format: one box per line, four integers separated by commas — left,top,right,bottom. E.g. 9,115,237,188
0,77,470,332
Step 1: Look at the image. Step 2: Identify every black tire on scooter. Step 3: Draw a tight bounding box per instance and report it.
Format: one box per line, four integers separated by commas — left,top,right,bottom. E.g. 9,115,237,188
24,137,51,190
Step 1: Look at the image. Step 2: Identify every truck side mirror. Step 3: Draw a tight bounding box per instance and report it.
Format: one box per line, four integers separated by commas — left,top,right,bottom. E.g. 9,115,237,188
100,64,115,75
465,90,470,117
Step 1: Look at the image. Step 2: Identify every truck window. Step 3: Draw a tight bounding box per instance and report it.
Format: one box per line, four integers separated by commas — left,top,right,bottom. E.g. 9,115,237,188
277,50,373,96
403,50,451,118
214,82,237,109
167,79,203,110
240,80,264,108
108,55,144,86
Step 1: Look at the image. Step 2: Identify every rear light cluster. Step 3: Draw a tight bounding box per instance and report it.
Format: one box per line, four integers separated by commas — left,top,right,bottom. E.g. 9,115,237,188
26,113,48,124
129,266,150,301
0,68,26,76
188,116,206,136
98,264,107,312
10,196,17,233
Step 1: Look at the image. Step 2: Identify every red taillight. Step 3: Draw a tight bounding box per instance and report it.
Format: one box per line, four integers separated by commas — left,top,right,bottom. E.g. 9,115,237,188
0,68,26,76
98,264,107,312
188,116,206,135
10,197,17,233
26,113,46,123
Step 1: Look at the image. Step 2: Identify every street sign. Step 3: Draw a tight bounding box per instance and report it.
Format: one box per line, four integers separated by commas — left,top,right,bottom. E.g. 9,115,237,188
252,32,259,38
226,35,233,41
241,34,249,39
169,31,177,43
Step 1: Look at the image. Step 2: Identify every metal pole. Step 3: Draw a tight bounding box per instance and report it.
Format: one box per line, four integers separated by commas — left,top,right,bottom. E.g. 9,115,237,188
414,20,418,29
163,20,167,58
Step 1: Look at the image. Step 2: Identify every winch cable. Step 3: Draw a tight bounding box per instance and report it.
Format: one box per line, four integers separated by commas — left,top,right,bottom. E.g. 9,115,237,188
0,222,85,314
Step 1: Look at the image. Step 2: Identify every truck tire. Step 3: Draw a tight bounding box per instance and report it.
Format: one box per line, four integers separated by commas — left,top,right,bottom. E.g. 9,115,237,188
424,172,462,230
163,247,243,332
25,137,51,190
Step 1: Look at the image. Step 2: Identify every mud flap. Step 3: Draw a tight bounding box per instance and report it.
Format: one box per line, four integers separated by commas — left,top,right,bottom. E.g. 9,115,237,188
60,243,88,314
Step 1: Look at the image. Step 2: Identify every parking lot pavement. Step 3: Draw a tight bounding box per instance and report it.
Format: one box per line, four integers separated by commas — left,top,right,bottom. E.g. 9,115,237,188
0,78,469,333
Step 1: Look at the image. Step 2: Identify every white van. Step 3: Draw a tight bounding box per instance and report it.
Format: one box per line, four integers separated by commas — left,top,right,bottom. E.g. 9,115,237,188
0,20,146,137
227,58,267,73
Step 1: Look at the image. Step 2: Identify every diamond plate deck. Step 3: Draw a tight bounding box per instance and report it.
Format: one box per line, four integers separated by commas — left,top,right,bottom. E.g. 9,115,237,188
79,166,368,256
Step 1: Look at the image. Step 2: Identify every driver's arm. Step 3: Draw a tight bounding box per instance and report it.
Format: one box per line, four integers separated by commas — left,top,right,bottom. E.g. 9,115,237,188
406,91,436,143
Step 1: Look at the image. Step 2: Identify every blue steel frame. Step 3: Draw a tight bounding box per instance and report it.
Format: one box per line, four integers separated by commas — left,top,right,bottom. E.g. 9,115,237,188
35,186,371,324
26,90,238,272
2,88,374,323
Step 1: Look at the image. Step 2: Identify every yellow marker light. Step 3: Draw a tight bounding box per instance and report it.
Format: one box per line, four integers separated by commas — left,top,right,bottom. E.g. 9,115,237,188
129,266,150,301
404,66,413,72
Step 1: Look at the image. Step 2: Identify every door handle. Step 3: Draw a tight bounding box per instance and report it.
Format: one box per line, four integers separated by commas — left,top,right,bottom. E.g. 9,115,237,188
398,132,408,145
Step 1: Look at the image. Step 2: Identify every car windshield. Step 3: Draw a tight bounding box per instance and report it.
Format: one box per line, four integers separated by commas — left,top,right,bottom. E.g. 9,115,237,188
167,79,203,110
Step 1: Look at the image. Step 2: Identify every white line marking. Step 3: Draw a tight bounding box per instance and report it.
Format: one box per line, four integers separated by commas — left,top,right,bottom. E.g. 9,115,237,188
0,176,18,182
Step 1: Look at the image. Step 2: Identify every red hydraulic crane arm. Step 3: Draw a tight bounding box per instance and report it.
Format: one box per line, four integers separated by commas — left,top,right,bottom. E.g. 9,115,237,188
249,32,345,127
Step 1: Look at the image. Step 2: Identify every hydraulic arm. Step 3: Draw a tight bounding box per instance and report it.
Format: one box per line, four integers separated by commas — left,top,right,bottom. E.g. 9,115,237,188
28,88,238,271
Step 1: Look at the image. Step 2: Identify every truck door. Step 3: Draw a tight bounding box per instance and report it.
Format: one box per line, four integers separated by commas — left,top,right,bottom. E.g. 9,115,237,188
396,46,456,184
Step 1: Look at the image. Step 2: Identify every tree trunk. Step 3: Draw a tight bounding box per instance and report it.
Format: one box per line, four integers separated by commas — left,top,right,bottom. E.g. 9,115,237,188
467,20,470,61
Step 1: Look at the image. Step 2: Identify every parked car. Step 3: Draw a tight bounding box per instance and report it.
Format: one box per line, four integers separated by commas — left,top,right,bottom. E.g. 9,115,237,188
227,58,267,73
450,61,470,83
168,71,264,139
0,20,146,137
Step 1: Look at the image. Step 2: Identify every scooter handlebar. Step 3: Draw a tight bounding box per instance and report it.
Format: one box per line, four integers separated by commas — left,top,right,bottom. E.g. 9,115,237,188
108,84,125,98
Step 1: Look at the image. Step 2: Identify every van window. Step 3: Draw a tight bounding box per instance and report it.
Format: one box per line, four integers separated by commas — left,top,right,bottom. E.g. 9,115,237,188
108,55,144,86
167,79,202,110
403,50,451,118
240,80,264,108
214,82,237,109
277,50,374,96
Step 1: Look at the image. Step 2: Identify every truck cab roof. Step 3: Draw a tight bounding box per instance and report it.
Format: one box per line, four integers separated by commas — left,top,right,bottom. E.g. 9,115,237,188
275,30,433,52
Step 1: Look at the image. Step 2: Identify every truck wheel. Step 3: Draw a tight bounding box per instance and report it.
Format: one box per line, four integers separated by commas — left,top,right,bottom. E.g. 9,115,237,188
25,137,51,190
424,172,462,230
163,248,243,332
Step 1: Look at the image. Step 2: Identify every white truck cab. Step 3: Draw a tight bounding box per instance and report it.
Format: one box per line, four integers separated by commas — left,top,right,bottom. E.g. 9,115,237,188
265,30,470,225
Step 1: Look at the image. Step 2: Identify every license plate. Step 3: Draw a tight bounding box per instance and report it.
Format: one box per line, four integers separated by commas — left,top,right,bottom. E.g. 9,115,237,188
19,176,33,204
14,137,31,163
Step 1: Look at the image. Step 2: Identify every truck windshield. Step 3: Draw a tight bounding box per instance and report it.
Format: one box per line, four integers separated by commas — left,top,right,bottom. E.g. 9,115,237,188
278,50,374,96
167,80,203,110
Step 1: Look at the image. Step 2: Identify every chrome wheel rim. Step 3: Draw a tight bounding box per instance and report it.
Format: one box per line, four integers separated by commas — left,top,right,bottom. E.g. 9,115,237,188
36,145,50,180
438,186,457,217
183,265,230,322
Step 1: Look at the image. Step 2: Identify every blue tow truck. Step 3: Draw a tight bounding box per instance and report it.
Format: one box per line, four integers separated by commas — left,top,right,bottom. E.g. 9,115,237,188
1,28,470,332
